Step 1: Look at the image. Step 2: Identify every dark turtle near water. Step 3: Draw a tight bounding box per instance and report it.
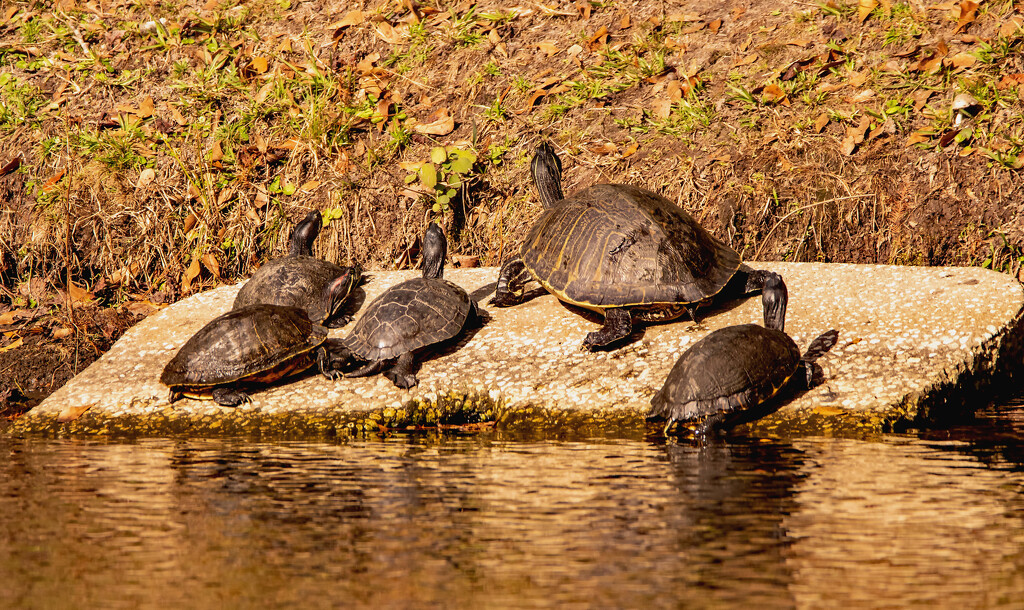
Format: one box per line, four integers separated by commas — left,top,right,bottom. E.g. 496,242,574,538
491,142,777,349
234,210,362,328
648,273,839,438
161,304,343,406
342,222,479,389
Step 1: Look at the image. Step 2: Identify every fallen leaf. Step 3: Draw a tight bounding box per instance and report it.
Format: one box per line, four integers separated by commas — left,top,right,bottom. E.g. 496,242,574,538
138,96,155,118
588,25,609,48
999,17,1023,37
814,113,830,133
589,142,618,154
201,253,220,279
955,0,979,33
0,337,23,353
52,327,73,339
68,282,94,304
452,255,479,268
651,98,672,119
413,108,455,135
619,11,631,29
56,405,91,423
840,135,858,156
0,156,21,177
938,127,963,147
136,168,156,189
947,52,976,68
707,19,721,34
335,10,364,28
181,255,201,292
847,88,876,103
621,142,639,158
666,12,702,22
42,170,66,193
251,56,268,74
0,311,17,326
733,53,758,67
208,140,223,162
537,42,560,56
761,83,788,104
165,103,187,125
858,0,879,22
375,22,403,45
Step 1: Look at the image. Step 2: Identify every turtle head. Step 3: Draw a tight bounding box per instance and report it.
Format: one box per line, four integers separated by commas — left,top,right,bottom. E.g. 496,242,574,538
761,272,788,332
322,264,362,320
531,141,564,209
289,210,323,256
421,222,447,280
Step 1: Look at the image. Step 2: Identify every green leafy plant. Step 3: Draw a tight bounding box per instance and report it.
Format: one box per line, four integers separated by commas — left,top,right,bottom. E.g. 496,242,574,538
404,146,479,214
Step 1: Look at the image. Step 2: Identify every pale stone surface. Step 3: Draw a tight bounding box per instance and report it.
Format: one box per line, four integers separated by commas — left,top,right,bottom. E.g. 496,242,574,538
14,263,1024,437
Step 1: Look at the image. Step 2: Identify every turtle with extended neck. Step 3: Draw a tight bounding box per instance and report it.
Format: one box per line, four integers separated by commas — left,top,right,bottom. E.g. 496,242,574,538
234,210,361,328
341,223,479,389
648,272,839,438
491,141,778,349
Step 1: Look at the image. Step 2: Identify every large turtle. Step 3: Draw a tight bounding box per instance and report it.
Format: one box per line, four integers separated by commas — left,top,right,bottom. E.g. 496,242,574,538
234,210,362,328
648,273,839,438
342,222,479,389
161,304,343,406
491,142,775,349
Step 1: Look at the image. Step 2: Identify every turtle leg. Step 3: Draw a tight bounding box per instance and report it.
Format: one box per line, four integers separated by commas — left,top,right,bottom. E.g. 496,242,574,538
490,257,532,307
323,314,353,329
385,352,418,389
583,307,633,349
211,387,251,407
346,359,388,378
168,389,183,404
316,344,345,380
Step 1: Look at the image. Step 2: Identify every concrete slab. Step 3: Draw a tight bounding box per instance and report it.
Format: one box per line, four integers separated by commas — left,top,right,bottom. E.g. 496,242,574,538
11,263,1024,438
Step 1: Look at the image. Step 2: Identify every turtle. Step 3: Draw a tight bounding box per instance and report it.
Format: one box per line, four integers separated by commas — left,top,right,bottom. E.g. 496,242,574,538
234,209,362,328
341,222,479,389
647,272,840,438
161,304,343,407
491,141,777,349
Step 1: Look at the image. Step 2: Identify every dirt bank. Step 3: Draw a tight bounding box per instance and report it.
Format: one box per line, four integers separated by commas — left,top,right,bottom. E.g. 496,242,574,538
2,0,1024,416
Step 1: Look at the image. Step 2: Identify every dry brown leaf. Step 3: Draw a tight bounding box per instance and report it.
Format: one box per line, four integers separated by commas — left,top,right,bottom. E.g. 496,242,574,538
138,96,155,118
0,311,17,326
336,10,364,28
707,19,721,34
588,25,609,47
786,38,812,47
650,98,672,119
619,10,631,29
926,2,957,9
452,256,480,268
840,135,858,156
847,89,876,103
938,127,963,147
299,180,321,192
278,37,293,53
858,0,879,22
202,0,219,10
42,169,66,193
666,80,683,102
413,109,455,135
375,22,403,44
0,337,23,353
165,103,187,125
733,53,758,67
589,142,618,154
814,113,830,133
621,142,639,158
3,6,19,23
998,73,1024,89
68,281,93,303
56,405,91,423
201,253,220,279
251,56,268,74
209,140,223,162
0,157,21,177
999,16,1023,37
537,42,559,56
666,12,702,22
947,52,976,68
181,255,201,292
911,89,933,110
761,83,788,104
955,0,979,33
52,327,73,339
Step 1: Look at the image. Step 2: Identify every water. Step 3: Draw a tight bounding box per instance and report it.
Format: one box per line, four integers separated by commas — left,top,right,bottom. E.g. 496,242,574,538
3,401,1024,608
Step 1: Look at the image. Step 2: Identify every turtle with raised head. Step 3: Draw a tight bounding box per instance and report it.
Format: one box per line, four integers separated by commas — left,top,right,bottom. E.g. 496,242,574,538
234,210,362,328
491,141,777,349
648,272,839,438
161,304,343,406
342,223,479,389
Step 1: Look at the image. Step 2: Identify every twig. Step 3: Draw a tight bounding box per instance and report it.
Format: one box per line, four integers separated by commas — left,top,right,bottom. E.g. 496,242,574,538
753,194,874,260
61,104,81,374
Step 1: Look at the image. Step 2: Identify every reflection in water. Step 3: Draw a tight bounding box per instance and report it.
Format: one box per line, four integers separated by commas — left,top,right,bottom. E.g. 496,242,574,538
2,404,1024,608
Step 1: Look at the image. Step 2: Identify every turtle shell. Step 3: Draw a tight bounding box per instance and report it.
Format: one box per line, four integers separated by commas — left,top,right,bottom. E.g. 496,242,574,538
233,256,352,324
343,277,472,361
521,183,741,310
649,324,800,425
161,304,326,389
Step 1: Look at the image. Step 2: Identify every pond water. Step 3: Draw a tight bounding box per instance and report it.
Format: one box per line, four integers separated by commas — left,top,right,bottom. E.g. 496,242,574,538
3,400,1024,608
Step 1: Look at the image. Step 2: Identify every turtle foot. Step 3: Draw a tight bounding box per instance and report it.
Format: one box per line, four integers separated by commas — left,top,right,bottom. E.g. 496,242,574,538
385,370,418,389
212,387,251,407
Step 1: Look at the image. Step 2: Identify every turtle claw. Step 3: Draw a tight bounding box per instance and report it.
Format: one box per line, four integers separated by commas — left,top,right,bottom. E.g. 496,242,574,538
385,371,417,389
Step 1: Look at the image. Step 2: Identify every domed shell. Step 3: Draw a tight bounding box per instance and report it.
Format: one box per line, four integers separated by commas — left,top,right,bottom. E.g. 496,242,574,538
650,324,800,424
234,256,351,324
344,277,471,361
522,183,741,309
161,304,326,388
